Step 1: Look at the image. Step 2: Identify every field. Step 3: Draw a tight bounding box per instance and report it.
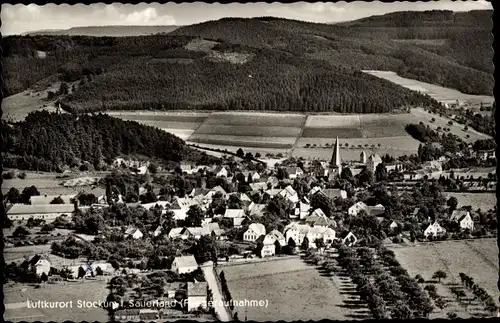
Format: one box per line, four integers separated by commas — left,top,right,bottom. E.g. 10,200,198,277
389,238,500,310
218,258,351,321
4,244,53,263
444,192,496,211
364,70,494,106
4,280,110,322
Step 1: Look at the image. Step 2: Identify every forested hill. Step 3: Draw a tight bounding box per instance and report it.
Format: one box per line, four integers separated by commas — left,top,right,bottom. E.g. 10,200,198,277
24,25,180,37
2,10,492,114
1,111,218,172
171,10,493,94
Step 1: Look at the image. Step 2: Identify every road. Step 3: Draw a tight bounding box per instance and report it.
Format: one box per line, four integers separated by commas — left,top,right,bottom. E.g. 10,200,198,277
201,264,232,322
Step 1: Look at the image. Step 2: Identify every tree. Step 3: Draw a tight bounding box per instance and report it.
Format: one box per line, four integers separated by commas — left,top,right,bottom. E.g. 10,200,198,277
19,185,40,204
446,197,458,213
415,274,425,284
13,226,30,237
185,205,204,227
5,187,20,203
95,266,104,276
40,272,48,284
340,167,354,183
277,168,289,180
148,163,158,173
447,312,458,319
274,240,282,255
236,148,244,158
435,297,447,311
432,270,447,283
50,196,65,204
288,237,296,249
452,288,466,300
391,301,412,319
375,163,388,182
78,266,86,279
227,194,243,209
301,237,309,250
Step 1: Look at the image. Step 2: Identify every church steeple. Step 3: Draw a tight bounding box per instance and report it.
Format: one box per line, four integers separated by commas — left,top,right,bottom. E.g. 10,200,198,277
330,137,341,167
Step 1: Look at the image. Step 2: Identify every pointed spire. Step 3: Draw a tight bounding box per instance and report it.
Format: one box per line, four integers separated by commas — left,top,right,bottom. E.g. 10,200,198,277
331,137,341,167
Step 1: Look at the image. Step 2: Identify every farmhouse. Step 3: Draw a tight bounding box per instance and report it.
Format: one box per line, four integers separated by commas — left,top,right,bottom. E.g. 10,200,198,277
187,282,209,312
171,255,198,275
24,254,51,277
424,222,446,238
7,203,76,222
307,227,336,247
450,210,474,231
348,201,385,217
348,202,368,216
260,234,277,257
244,223,266,242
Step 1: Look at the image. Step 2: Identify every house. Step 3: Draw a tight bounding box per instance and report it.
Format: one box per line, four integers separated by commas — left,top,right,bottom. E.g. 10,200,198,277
264,189,281,197
308,186,322,197
450,210,474,231
185,227,211,239
278,185,299,203
269,230,286,246
307,227,336,247
202,222,220,233
250,171,261,181
291,202,311,220
284,222,311,245
389,221,399,230
249,182,267,192
168,228,189,240
205,186,227,199
25,254,51,277
187,282,209,312
233,216,251,228
267,176,279,188
366,154,382,173
171,255,198,275
424,222,446,238
224,209,245,218
260,234,277,257
215,166,228,178
286,167,304,179
7,204,76,222
348,202,367,216
321,189,347,200
124,227,143,239
312,162,330,178
341,231,358,246
30,194,76,205
152,226,163,237
172,209,188,221
243,223,266,242
211,229,227,240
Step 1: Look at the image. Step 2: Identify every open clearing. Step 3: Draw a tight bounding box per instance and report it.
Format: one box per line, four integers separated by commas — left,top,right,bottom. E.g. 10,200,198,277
218,258,350,321
4,280,109,322
389,238,499,308
444,192,496,211
363,70,494,106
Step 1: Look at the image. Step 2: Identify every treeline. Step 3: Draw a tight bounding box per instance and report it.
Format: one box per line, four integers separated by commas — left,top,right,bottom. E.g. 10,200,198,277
60,47,440,113
1,111,217,172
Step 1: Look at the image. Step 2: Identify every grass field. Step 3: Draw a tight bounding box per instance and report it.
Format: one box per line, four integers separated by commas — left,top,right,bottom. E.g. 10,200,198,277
4,280,110,322
444,192,496,211
218,258,350,321
188,134,296,149
195,124,301,137
389,238,499,308
364,71,494,106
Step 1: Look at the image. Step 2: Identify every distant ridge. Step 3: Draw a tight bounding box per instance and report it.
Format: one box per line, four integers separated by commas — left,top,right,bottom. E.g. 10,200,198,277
24,25,180,37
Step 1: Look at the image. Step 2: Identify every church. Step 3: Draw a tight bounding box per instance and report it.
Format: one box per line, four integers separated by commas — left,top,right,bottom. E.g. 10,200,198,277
329,137,342,179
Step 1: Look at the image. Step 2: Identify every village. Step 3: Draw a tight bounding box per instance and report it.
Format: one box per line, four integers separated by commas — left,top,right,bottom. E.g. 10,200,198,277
3,134,497,321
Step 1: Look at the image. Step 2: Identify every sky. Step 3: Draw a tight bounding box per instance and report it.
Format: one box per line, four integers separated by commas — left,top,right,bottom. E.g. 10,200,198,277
1,1,493,35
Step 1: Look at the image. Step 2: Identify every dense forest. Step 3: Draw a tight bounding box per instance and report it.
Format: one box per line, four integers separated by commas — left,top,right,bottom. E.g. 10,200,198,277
2,10,492,114
1,111,218,172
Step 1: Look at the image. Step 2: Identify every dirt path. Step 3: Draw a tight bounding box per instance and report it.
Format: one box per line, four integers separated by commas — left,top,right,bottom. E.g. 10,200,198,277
201,265,232,322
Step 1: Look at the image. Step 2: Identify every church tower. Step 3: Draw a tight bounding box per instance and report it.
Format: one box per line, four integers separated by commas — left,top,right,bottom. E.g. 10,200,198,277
330,137,342,177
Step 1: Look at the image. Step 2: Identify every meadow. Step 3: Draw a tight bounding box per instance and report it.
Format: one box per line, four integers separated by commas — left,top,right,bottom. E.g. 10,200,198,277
218,258,350,321
444,192,496,211
389,238,499,308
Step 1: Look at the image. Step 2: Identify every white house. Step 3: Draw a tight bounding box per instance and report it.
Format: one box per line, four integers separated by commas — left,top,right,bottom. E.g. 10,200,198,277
307,227,336,247
214,166,228,178
269,229,286,246
27,254,51,277
341,232,358,246
348,202,368,216
286,167,304,179
450,210,474,231
291,202,311,220
187,282,208,312
124,228,143,239
284,223,311,245
243,223,266,242
278,185,299,203
260,234,277,257
424,222,446,238
185,227,211,239
224,209,245,218
168,228,189,240
171,255,198,275
321,189,347,200
248,202,267,217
